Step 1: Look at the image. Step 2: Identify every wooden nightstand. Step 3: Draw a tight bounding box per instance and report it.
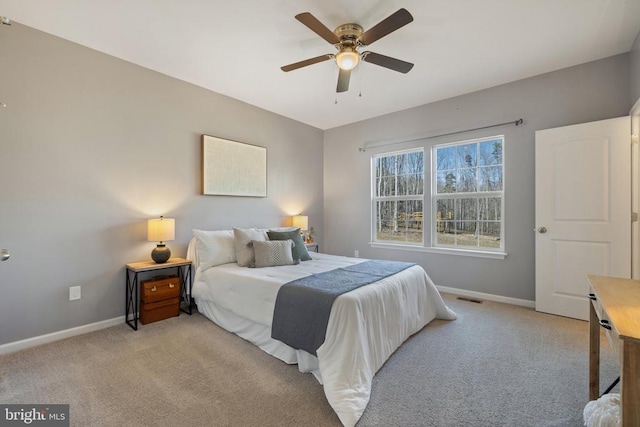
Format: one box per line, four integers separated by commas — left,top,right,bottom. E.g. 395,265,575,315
125,257,193,330
305,243,319,253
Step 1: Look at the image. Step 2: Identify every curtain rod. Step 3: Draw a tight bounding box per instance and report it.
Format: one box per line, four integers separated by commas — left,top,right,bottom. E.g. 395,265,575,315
358,118,524,152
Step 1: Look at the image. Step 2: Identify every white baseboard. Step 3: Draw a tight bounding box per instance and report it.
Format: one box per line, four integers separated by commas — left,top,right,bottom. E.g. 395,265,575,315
436,285,535,309
0,315,126,356
0,288,533,355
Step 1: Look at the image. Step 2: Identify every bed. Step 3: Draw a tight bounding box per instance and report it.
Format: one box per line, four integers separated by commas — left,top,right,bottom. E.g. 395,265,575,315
187,229,456,426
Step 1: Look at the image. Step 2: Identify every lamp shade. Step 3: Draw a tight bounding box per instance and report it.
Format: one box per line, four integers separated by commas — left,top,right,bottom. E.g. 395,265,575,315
147,217,175,242
292,215,309,231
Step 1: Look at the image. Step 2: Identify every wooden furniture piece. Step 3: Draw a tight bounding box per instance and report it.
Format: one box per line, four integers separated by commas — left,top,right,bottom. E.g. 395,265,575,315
587,275,640,426
125,258,193,330
305,243,319,253
140,275,180,324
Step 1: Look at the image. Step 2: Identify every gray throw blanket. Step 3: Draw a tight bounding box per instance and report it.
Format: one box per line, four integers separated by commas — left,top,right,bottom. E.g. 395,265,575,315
271,259,416,356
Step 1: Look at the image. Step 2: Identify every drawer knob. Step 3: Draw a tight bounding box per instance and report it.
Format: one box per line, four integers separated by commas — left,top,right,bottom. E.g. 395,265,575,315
587,293,597,301
151,286,157,292
599,319,612,330
169,283,175,288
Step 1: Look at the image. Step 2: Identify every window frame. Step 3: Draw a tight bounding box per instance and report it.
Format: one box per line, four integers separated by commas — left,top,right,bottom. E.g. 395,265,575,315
431,135,505,253
368,136,507,260
371,147,425,246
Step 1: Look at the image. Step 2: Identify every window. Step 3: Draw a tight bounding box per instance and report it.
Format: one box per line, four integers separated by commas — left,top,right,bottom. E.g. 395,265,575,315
433,136,504,251
372,149,424,244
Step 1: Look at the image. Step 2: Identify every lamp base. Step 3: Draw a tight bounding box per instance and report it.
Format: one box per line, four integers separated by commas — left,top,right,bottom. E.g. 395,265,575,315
151,244,171,263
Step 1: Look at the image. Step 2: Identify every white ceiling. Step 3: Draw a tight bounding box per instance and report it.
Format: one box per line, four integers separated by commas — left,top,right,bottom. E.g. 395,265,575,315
1,0,640,130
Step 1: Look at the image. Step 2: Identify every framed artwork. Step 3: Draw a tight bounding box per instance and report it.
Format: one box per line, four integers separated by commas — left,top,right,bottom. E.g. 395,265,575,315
202,135,267,197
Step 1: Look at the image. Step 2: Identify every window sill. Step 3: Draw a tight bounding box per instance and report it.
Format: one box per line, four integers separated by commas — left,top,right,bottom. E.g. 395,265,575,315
369,242,507,259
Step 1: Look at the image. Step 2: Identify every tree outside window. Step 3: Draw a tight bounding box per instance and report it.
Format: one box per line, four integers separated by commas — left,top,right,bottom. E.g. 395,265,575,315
433,137,504,250
373,149,424,244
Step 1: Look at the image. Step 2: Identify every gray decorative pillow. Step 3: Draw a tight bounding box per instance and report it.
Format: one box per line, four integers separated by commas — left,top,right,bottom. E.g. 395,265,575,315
252,240,296,268
233,227,267,267
267,229,312,261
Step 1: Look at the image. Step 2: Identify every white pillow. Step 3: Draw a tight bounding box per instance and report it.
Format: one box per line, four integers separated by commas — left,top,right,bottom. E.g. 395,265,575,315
233,227,267,267
193,229,236,271
252,239,295,268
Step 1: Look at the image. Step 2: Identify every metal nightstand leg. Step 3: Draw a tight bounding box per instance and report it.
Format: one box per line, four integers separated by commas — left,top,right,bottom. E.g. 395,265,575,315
179,264,193,315
125,269,138,330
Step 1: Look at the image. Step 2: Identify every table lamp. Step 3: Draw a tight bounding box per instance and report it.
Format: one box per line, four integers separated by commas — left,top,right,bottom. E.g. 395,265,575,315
292,214,308,241
147,216,175,263
292,215,308,231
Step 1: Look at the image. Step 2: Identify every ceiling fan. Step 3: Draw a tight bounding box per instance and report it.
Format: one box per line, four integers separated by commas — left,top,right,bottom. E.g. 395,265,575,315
281,8,414,93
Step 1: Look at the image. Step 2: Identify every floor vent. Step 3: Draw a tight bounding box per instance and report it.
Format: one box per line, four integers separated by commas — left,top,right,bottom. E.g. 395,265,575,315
456,296,483,304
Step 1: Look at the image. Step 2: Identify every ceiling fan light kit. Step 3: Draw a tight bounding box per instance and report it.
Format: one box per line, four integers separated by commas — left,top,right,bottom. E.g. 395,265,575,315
336,50,359,71
281,9,414,93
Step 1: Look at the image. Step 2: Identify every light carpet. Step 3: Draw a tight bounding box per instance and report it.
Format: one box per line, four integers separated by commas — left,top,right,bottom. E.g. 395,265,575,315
0,294,619,426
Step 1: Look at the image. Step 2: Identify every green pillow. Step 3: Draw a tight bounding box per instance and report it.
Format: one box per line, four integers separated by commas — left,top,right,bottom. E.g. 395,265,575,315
267,229,312,261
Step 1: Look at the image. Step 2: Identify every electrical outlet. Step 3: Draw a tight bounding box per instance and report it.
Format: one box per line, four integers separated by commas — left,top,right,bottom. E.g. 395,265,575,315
69,286,81,301
354,250,359,258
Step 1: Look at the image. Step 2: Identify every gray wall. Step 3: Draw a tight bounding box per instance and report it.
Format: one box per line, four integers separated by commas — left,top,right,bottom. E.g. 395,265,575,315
323,54,631,302
1,22,636,347
631,30,640,107
0,24,324,345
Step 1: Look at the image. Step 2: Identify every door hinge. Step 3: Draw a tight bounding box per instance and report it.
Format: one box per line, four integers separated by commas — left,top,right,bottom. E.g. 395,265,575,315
633,212,638,223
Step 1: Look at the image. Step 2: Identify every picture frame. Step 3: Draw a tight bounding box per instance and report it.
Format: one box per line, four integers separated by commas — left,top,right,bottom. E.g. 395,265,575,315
201,135,267,197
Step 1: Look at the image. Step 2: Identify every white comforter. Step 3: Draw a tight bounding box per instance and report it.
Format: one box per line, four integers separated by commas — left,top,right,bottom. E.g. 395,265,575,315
192,252,456,427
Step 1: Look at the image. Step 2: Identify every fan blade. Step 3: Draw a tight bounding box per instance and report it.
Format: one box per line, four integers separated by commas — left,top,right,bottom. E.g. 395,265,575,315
336,69,351,92
295,12,340,45
281,54,332,72
362,52,414,73
360,8,413,46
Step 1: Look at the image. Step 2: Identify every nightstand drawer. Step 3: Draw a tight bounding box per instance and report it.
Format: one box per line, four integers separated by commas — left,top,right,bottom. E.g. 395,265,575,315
141,276,180,303
140,297,180,324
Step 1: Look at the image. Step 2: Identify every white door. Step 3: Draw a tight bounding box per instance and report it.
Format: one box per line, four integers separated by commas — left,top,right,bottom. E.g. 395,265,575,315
535,117,631,320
